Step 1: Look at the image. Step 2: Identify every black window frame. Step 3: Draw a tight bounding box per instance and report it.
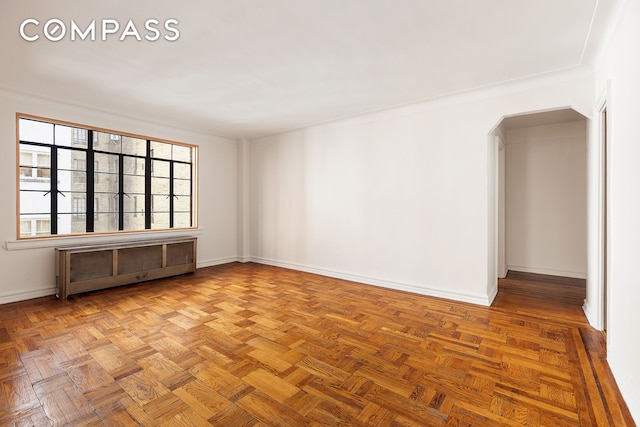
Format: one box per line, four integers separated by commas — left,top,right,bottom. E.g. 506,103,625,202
17,115,197,239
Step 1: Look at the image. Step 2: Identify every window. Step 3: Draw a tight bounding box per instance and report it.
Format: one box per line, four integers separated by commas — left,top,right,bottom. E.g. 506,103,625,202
17,115,197,239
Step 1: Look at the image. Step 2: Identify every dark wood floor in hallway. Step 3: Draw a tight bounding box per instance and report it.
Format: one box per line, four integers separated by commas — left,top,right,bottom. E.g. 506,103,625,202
0,263,635,426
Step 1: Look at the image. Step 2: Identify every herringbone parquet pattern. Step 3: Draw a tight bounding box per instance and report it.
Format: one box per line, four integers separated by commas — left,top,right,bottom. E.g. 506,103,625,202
0,263,634,426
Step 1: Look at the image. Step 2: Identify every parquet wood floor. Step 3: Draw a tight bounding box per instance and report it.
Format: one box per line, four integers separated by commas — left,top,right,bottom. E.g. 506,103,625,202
0,263,634,426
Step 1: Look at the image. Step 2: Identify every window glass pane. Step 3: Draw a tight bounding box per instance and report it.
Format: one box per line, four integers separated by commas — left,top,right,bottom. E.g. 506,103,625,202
151,212,170,229
94,213,119,232
150,141,172,160
20,220,32,236
174,179,190,196
71,195,86,219
94,193,118,233
94,152,119,197
93,132,121,153
174,197,191,212
19,119,53,144
173,145,192,162
20,216,50,238
57,170,72,192
174,163,190,180
94,152,119,173
20,152,32,166
124,175,145,192
122,136,147,156
57,214,71,235
152,195,170,212
124,213,145,231
72,161,87,184
19,146,34,178
36,154,51,179
122,157,143,228
57,188,85,212
36,219,50,235
58,149,87,191
151,177,170,195
123,156,145,175
152,160,170,177
20,152,32,165
20,190,50,215
73,128,89,147
173,212,191,228
57,213,85,235
55,125,88,148
94,173,118,193
124,194,144,215
57,191,71,214
20,144,52,182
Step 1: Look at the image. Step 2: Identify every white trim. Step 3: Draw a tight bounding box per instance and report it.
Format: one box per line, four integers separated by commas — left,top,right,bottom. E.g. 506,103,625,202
3,228,205,251
506,265,587,279
584,87,610,331
582,297,598,327
251,257,495,306
197,257,240,268
0,287,57,305
486,283,498,306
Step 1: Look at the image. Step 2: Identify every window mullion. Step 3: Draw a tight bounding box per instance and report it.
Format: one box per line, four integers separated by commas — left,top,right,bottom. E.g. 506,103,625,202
169,161,175,228
190,163,193,227
145,140,152,229
118,154,124,231
50,145,58,235
86,130,94,232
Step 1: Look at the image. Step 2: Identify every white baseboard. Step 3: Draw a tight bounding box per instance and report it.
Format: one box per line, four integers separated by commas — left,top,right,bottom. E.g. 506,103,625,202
0,287,56,305
197,256,240,268
582,297,603,331
486,283,498,305
250,257,495,306
506,265,587,279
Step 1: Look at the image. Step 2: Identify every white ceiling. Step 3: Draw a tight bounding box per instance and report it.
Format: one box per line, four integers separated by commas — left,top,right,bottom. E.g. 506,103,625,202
0,1,623,139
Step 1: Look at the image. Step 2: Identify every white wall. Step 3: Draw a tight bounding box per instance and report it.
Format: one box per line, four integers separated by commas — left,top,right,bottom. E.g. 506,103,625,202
588,0,640,420
248,67,594,306
0,90,239,304
505,121,587,278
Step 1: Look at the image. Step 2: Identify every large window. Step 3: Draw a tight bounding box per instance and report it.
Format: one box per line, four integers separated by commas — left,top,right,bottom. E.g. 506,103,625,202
17,115,197,239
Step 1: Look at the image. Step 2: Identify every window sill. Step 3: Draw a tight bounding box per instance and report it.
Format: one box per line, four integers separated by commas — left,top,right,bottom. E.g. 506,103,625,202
3,228,204,251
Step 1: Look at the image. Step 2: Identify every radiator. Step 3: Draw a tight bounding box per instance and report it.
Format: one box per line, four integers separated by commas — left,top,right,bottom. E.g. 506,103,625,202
56,237,197,299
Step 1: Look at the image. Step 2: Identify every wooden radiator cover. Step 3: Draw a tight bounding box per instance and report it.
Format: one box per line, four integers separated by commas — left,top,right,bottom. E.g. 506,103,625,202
56,237,197,299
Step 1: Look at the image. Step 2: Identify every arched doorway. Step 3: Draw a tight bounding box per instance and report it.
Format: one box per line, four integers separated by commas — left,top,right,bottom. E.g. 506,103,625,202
489,107,589,308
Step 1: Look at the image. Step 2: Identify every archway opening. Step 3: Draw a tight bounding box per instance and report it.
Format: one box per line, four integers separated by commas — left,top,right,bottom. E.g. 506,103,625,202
489,107,589,312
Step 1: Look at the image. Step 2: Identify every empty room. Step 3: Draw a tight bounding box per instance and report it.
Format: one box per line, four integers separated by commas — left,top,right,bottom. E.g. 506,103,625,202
1,1,639,425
